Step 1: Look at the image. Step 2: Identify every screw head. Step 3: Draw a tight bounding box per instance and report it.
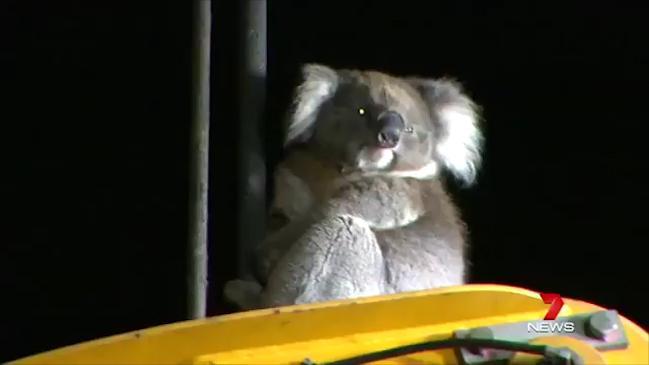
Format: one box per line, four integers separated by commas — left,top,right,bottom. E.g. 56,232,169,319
468,327,494,340
538,348,583,365
587,311,619,340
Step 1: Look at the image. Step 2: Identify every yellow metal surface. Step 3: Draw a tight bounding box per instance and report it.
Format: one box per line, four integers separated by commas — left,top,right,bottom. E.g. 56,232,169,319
10,284,649,365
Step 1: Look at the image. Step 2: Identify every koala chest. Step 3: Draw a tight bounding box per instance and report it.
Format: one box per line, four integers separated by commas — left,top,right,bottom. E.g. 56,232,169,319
271,153,343,217
347,178,428,230
272,152,432,233
365,202,423,230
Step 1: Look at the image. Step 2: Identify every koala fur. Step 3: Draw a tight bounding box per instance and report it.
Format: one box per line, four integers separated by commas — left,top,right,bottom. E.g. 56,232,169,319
224,63,483,310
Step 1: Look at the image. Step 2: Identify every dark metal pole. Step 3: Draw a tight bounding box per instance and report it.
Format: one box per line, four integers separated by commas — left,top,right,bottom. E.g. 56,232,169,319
238,0,267,279
187,0,211,320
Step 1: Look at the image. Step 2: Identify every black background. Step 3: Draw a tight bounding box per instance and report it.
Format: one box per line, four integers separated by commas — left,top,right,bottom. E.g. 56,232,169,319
2,1,647,362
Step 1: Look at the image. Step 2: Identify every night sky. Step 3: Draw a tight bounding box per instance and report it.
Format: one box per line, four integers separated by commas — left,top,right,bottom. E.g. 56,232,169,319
2,1,647,362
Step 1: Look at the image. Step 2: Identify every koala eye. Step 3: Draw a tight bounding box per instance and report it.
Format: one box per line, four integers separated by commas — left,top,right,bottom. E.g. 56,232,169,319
357,108,366,116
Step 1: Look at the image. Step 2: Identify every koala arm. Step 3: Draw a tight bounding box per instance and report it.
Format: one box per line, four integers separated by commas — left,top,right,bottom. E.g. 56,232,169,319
321,177,427,230
254,177,426,283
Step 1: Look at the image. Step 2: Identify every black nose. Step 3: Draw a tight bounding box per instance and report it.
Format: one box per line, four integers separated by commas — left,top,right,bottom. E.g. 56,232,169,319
376,111,404,148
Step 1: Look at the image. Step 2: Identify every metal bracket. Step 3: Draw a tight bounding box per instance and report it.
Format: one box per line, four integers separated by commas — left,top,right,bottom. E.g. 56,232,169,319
454,310,629,365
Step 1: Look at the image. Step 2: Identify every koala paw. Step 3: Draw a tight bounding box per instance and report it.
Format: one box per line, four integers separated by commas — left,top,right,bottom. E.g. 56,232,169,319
223,279,263,311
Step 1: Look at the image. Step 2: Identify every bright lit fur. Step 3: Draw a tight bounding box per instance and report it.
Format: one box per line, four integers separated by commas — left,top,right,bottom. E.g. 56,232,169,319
224,64,483,310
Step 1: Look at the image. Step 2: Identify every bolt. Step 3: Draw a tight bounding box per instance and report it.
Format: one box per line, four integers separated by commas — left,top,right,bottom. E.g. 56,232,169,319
539,348,584,365
587,311,619,341
466,327,494,357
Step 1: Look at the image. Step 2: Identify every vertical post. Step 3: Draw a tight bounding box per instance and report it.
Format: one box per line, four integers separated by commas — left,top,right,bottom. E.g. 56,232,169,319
187,0,211,320
238,0,267,279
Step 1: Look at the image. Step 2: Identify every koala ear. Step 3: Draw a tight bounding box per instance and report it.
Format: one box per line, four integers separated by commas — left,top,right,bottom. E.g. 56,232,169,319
284,64,339,146
408,77,483,184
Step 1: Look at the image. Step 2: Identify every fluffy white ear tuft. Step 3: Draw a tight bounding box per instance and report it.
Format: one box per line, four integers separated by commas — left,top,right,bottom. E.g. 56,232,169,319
285,64,339,146
408,78,483,184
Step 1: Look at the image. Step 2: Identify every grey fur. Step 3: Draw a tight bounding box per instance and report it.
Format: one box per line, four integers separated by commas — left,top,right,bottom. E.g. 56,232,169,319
224,64,483,310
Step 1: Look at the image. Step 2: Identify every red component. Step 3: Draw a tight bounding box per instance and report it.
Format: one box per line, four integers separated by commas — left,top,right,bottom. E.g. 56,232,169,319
540,292,565,320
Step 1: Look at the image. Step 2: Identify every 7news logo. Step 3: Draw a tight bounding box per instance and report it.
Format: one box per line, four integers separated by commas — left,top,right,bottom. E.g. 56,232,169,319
527,293,576,333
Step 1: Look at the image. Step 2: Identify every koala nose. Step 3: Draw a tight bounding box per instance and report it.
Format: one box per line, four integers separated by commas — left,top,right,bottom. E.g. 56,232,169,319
376,111,404,148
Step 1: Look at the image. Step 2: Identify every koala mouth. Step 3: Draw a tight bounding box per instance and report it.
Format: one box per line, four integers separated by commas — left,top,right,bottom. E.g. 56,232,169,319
355,146,395,171
337,144,398,175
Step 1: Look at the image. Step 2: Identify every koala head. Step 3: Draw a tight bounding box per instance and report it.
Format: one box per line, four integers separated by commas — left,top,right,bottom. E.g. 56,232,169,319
284,64,483,184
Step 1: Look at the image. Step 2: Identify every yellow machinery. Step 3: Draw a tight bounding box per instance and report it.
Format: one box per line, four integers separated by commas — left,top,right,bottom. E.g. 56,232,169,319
10,284,648,364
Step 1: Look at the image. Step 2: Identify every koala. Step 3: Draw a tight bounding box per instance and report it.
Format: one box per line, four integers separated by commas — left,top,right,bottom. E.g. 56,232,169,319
224,63,482,310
